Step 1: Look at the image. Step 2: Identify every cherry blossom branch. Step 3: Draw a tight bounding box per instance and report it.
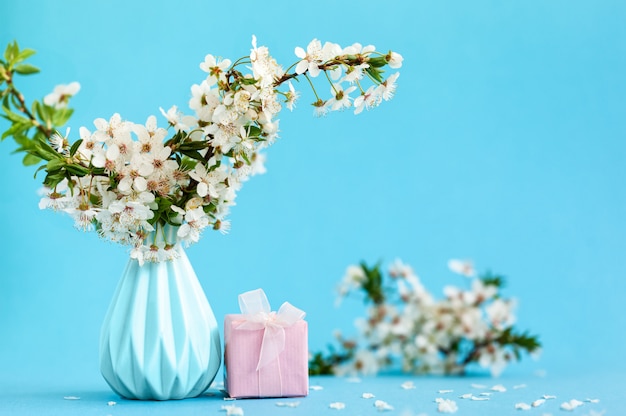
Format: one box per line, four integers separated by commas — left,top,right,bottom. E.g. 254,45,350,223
310,260,541,377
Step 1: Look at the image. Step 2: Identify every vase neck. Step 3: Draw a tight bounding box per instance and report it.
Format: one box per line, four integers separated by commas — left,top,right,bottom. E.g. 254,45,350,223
146,224,180,247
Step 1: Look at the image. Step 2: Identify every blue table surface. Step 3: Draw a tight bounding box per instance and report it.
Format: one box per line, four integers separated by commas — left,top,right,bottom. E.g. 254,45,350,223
0,370,622,416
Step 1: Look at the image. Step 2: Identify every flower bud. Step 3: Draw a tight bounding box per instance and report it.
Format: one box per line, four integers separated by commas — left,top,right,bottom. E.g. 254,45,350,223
385,51,404,69
185,197,204,211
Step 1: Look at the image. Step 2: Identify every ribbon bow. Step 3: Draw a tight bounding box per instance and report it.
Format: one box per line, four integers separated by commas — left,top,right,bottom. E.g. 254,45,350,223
236,288,306,370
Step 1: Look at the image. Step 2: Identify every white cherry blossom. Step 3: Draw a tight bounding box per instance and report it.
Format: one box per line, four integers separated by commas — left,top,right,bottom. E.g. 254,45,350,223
327,83,357,111
386,51,404,69
177,207,209,245
43,82,80,108
199,54,231,86
295,38,324,77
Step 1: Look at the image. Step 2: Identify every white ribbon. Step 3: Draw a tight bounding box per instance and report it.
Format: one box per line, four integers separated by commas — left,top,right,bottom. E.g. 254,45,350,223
236,288,306,371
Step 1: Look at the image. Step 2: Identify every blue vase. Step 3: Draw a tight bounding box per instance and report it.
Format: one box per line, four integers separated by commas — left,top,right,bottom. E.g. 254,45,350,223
99,226,221,400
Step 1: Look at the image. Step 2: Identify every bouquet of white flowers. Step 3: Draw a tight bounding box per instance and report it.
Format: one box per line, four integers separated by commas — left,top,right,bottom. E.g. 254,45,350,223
1,38,402,264
310,259,540,377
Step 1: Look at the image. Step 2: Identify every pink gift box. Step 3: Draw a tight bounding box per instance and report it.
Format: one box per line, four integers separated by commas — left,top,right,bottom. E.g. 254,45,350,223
224,289,309,398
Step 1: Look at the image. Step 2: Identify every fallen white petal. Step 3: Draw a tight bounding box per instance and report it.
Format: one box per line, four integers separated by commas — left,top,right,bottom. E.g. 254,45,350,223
401,381,416,390
221,404,244,416
532,399,546,407
560,399,584,411
329,402,346,410
107,401,116,406
362,393,375,399
459,393,472,399
374,400,394,411
471,383,487,389
438,389,453,394
586,398,600,403
515,402,531,410
276,401,300,408
543,395,557,400
471,396,489,401
310,385,324,391
480,392,492,396
491,384,507,392
223,397,236,401
436,398,458,413
63,396,80,400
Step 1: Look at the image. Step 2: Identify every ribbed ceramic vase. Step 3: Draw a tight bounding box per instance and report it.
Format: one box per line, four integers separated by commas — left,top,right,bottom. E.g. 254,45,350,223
99,226,221,400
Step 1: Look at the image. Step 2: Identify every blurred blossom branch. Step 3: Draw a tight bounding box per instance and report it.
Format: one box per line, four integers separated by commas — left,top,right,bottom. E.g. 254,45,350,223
309,259,541,377
0,39,402,264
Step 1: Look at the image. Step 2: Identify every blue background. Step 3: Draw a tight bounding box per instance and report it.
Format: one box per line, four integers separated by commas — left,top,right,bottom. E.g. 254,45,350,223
1,0,625,407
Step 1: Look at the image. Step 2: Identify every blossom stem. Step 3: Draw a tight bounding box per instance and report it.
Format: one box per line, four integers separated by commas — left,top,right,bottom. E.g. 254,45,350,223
5,74,54,138
324,71,338,95
302,73,321,102
230,56,251,68
354,78,366,94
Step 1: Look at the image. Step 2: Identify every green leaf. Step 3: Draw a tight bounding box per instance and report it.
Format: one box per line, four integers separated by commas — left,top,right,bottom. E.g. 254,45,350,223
33,164,47,178
14,63,40,75
4,41,18,63
69,139,82,156
90,166,106,176
308,351,335,376
16,48,36,63
240,151,251,165
34,100,47,122
240,77,258,85
179,140,209,150
1,121,28,140
65,164,90,176
22,153,41,166
89,193,100,205
246,125,262,138
2,105,30,124
308,345,353,376
30,99,40,116
360,261,386,305
180,149,205,161
179,157,197,171
156,197,173,216
365,67,384,84
66,177,76,196
496,327,541,355
46,158,65,171
11,133,35,149
51,107,73,126
368,56,388,68
480,271,506,288
35,102,56,127
43,171,66,188
34,140,62,161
